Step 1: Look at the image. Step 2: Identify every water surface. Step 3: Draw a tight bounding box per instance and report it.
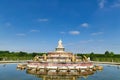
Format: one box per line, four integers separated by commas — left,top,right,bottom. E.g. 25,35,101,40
0,64,120,80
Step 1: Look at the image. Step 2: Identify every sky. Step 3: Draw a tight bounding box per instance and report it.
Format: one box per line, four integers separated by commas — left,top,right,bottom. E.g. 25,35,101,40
0,0,120,53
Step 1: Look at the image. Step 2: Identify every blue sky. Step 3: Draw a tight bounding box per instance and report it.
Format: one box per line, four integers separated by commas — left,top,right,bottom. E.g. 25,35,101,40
0,0,120,53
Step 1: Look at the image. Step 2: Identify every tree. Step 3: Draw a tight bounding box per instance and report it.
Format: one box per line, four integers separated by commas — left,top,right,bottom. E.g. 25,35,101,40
90,52,94,60
105,51,109,57
110,52,114,57
18,51,27,56
32,53,38,57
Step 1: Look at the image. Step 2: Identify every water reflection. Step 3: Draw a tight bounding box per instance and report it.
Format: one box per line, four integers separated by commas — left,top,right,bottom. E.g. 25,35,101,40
25,69,97,80
1,64,120,80
117,66,120,69
107,64,120,70
16,64,106,80
3,64,6,67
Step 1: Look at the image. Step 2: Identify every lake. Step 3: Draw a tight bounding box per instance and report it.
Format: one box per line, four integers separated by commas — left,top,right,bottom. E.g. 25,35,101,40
0,63,120,80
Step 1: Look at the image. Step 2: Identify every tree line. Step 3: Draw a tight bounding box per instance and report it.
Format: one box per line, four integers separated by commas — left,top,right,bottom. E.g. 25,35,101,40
77,51,120,62
0,50,120,62
0,51,45,60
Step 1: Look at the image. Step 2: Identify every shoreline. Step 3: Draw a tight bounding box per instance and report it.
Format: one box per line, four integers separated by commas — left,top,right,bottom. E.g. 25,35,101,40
0,60,120,65
0,60,29,64
93,61,120,65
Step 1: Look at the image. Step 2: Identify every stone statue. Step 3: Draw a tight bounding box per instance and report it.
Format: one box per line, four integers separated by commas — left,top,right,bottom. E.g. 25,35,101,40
57,39,63,48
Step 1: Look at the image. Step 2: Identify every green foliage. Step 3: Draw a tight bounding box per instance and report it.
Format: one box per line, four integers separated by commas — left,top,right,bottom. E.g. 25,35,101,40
105,51,110,56
0,50,46,61
110,52,114,57
104,51,114,57
76,51,120,62
0,50,120,62
18,51,27,56
90,52,95,60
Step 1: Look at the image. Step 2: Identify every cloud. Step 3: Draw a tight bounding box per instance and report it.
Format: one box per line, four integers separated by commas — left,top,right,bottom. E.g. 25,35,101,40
81,23,89,27
91,32,104,36
80,39,94,44
38,18,48,22
30,29,40,32
5,22,11,27
64,43,75,46
60,32,66,34
98,0,106,9
16,33,26,37
111,1,120,8
69,31,80,35
80,39,104,44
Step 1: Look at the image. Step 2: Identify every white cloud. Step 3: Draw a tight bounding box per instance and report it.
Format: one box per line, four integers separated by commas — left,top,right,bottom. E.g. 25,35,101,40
91,32,104,36
111,1,120,8
16,33,26,37
30,29,40,32
38,18,48,22
98,0,106,9
69,31,80,35
5,22,11,27
81,23,89,27
80,39,94,44
64,43,75,46
60,32,66,34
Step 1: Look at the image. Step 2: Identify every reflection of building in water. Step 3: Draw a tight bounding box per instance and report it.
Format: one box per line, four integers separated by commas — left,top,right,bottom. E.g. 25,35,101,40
17,40,103,80
26,69,95,80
